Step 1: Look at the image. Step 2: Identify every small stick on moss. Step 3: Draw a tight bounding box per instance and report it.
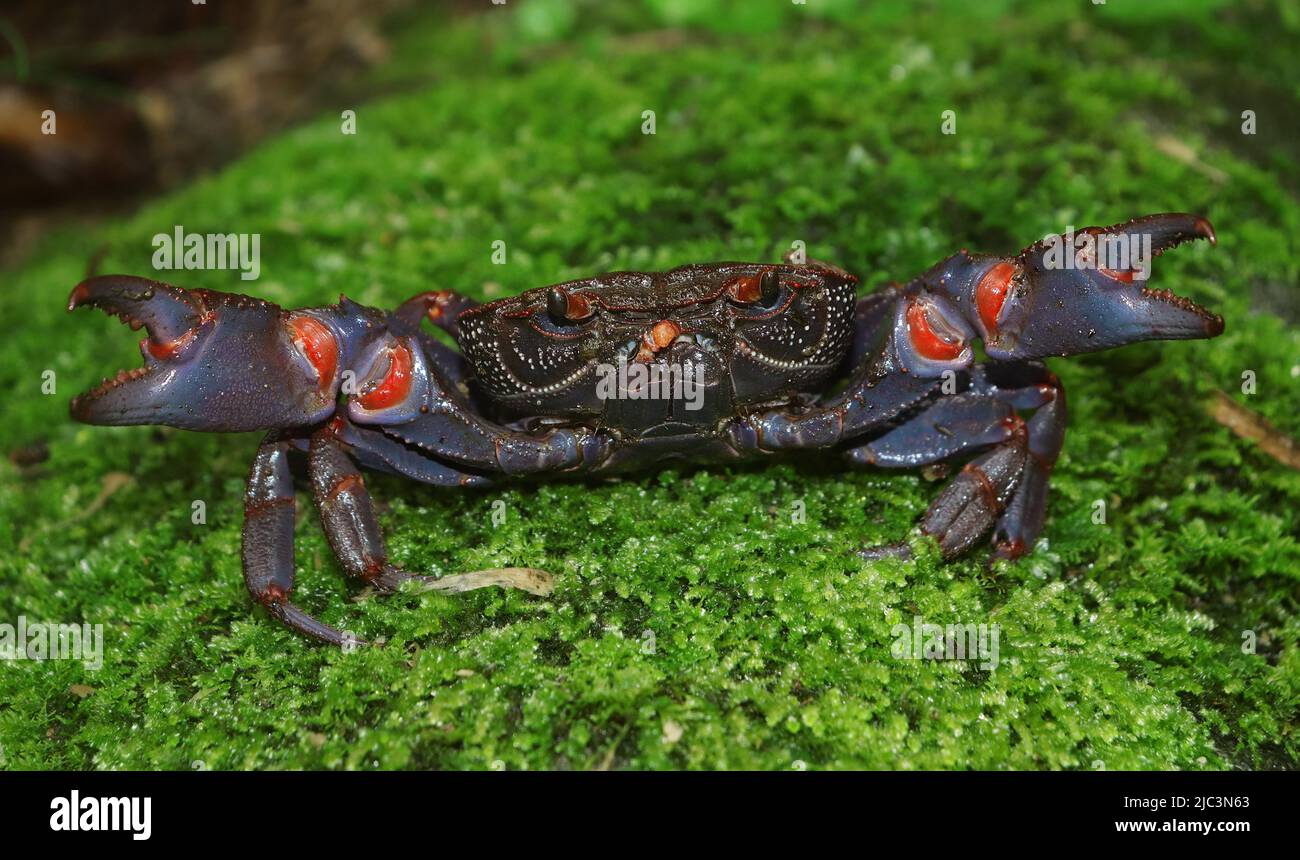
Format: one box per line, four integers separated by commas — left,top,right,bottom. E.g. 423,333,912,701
417,567,555,596
1154,135,1229,184
593,721,633,772
1208,390,1300,470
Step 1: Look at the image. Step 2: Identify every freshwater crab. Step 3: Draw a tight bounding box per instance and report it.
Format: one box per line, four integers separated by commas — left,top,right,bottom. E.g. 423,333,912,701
68,213,1222,644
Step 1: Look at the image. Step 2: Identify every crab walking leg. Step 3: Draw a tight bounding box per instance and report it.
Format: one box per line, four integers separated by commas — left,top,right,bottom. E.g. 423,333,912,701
992,374,1066,559
332,417,493,487
844,390,1018,467
390,291,482,385
845,367,1060,467
308,427,419,594
848,368,1065,558
379,388,614,475
730,367,945,452
242,433,351,644
394,289,480,338
921,430,1029,557
308,425,552,605
894,363,1066,558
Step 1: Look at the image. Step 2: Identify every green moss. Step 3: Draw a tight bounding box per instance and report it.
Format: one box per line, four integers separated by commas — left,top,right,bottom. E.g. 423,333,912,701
0,0,1297,770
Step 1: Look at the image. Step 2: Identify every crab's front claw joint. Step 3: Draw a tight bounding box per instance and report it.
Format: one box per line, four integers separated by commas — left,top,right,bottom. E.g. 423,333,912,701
67,275,344,432
936,213,1223,361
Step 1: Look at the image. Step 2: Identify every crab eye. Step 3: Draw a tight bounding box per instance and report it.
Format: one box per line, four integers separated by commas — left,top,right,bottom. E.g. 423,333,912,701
546,288,593,326
545,288,567,322
975,262,1015,336
758,270,781,307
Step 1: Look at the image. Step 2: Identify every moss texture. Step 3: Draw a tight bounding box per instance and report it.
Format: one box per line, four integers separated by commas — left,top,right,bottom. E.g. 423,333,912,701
0,0,1297,770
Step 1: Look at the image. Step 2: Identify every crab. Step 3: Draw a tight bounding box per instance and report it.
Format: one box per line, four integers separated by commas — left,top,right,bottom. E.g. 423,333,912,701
68,213,1222,644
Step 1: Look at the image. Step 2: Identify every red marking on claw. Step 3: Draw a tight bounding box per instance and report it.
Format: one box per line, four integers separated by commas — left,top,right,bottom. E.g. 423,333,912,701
1099,266,1136,283
976,262,1015,335
906,300,962,361
146,326,198,360
359,343,413,410
289,315,339,391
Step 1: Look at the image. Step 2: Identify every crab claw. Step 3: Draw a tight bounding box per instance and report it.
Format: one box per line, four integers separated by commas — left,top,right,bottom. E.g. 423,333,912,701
68,274,207,356
67,275,347,432
937,213,1223,360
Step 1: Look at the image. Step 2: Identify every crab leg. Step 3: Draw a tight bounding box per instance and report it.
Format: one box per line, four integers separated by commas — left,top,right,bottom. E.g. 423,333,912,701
388,416,612,475
729,365,944,452
848,365,1066,559
844,388,1018,467
244,419,553,644
391,291,482,385
913,376,1064,558
394,289,480,338
919,429,1029,557
309,427,417,595
243,426,461,645
331,417,493,487
991,373,1066,559
366,358,614,475
242,433,351,645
